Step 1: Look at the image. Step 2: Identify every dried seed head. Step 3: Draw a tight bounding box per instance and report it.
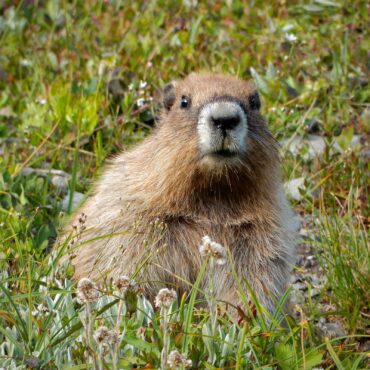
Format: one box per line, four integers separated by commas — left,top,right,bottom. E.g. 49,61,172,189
167,350,192,369
114,275,136,293
76,278,100,304
24,355,39,368
199,236,227,265
154,288,177,309
108,329,120,345
93,326,110,344
78,213,87,225
94,326,120,345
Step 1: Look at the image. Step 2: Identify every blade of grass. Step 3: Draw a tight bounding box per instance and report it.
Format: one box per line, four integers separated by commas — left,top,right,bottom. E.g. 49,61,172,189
0,282,29,346
235,323,247,370
68,125,80,213
325,337,344,370
181,257,209,355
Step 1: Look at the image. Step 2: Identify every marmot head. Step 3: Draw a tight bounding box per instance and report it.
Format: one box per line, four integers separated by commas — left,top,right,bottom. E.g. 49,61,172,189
160,72,269,169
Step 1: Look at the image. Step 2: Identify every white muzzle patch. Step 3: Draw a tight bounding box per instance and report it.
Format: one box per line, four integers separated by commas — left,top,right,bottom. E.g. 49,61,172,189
197,100,248,158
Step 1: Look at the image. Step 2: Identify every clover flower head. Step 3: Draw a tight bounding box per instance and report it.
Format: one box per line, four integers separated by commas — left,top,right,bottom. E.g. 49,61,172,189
93,326,110,344
76,278,100,304
155,288,177,309
94,326,120,345
199,235,227,265
114,275,136,293
167,350,192,369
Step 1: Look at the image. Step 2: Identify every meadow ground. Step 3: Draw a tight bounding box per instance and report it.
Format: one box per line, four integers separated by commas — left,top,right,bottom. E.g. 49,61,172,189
0,1,369,369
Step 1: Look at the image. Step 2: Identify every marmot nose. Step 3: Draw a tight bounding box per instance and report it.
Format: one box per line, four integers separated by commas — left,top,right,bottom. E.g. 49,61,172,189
212,115,240,131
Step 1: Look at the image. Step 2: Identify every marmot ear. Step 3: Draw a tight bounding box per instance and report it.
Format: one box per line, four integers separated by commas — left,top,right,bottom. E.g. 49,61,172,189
249,91,261,110
163,82,176,110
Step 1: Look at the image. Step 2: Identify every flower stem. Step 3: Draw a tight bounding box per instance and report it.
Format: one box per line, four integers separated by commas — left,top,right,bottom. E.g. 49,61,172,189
112,296,125,370
85,303,99,370
208,257,217,364
160,307,170,370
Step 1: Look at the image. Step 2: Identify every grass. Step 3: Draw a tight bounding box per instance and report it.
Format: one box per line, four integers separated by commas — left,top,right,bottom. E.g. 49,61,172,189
0,0,369,368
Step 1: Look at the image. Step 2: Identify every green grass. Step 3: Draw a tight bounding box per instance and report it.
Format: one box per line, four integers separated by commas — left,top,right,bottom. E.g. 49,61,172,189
0,0,369,368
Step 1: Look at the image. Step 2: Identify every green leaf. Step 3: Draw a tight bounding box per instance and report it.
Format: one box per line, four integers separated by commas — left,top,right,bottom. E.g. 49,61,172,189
189,15,203,45
336,127,354,151
275,342,295,369
61,365,89,370
299,348,324,369
124,336,160,356
0,325,24,355
47,51,58,70
250,68,270,95
19,184,27,206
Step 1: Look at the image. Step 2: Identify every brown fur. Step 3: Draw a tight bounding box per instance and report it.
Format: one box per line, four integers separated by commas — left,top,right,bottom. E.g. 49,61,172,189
60,73,297,313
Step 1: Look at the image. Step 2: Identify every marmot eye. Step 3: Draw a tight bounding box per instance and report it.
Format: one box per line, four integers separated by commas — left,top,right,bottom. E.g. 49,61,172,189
180,95,190,108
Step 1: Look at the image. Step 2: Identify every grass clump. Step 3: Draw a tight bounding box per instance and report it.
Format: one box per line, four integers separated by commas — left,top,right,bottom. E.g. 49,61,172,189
0,0,369,368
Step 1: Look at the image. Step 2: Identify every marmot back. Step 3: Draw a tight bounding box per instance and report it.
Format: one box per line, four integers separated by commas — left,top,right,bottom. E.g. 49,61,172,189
60,72,297,313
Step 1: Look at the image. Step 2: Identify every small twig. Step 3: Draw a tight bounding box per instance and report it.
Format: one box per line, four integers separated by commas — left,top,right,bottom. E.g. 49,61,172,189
13,121,59,176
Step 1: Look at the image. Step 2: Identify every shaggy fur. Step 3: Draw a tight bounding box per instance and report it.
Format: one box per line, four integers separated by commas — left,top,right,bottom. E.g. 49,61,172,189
60,72,297,313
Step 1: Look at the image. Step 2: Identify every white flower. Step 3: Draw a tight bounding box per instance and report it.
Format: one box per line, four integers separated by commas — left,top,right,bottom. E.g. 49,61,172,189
183,0,198,8
36,98,46,105
32,303,49,316
21,59,31,66
155,288,177,309
139,80,147,89
199,236,227,265
98,61,106,76
167,350,192,369
136,98,145,107
93,326,110,344
108,330,120,345
285,33,297,42
76,278,100,304
281,24,294,32
94,326,120,345
114,276,136,293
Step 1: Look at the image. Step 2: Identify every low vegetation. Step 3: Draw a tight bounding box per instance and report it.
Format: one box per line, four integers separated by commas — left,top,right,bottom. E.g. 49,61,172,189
0,1,368,368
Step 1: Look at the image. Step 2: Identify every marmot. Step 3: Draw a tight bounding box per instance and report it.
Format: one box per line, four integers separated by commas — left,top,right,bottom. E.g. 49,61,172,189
61,72,297,313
